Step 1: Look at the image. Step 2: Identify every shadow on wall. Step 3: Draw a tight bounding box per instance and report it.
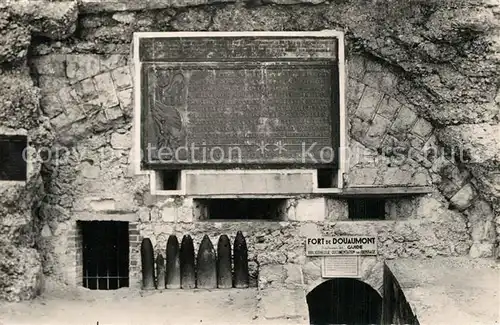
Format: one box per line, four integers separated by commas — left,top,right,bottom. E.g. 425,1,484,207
307,278,382,325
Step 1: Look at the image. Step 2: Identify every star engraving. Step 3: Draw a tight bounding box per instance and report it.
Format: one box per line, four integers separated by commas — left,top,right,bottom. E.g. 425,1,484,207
256,141,269,155
274,141,287,154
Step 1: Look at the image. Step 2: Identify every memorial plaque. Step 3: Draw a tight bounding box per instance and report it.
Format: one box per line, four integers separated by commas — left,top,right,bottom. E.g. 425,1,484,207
139,34,340,168
322,256,359,278
139,37,337,62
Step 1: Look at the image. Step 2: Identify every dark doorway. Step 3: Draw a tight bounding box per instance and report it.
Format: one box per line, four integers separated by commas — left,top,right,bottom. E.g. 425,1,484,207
307,278,382,325
80,221,129,290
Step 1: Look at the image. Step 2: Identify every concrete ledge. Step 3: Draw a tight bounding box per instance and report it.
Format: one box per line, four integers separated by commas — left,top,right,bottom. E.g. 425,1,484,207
147,168,433,197
79,0,236,13
189,194,304,198
181,185,433,198
384,257,499,325
184,170,316,196
331,186,433,198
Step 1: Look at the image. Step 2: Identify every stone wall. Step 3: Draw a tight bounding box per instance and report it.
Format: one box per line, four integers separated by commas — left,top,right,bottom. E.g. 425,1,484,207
0,0,498,307
0,1,78,301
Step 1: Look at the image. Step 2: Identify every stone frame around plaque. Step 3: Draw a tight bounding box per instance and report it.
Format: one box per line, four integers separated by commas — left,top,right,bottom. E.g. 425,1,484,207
132,31,346,196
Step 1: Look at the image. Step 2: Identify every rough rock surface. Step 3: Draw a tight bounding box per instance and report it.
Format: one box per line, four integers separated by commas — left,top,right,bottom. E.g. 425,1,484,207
8,1,78,39
438,124,500,166
0,73,49,300
0,0,499,304
0,245,43,301
0,11,31,65
0,1,77,65
0,72,41,129
0,0,77,302
438,123,500,211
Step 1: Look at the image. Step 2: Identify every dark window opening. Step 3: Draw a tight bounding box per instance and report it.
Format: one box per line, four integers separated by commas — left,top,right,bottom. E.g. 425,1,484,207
80,221,129,290
0,135,27,181
317,169,335,188
158,170,181,190
197,199,286,220
348,198,386,220
307,278,382,325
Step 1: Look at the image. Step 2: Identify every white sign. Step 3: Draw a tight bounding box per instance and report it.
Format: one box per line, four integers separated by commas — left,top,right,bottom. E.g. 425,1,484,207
306,236,377,256
322,256,359,278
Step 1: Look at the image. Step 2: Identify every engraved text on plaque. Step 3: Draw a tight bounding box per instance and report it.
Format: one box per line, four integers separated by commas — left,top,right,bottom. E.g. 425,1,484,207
139,35,340,168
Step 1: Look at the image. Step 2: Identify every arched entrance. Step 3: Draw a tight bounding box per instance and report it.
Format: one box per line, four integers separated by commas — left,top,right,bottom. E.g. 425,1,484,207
306,278,382,325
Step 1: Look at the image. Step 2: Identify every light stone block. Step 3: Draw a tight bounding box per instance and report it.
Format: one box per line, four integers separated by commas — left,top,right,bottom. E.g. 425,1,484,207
66,54,101,82
185,171,315,195
355,86,383,121
293,198,326,222
89,198,116,211
110,132,131,149
93,72,119,108
450,183,477,211
161,205,177,222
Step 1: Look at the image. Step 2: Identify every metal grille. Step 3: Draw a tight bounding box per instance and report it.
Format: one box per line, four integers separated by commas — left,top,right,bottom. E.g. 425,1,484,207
81,221,129,290
0,135,27,181
348,198,386,220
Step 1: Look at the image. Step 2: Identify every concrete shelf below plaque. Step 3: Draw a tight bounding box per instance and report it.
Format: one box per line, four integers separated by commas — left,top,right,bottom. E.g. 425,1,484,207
330,186,434,198
149,169,433,198
184,169,317,196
